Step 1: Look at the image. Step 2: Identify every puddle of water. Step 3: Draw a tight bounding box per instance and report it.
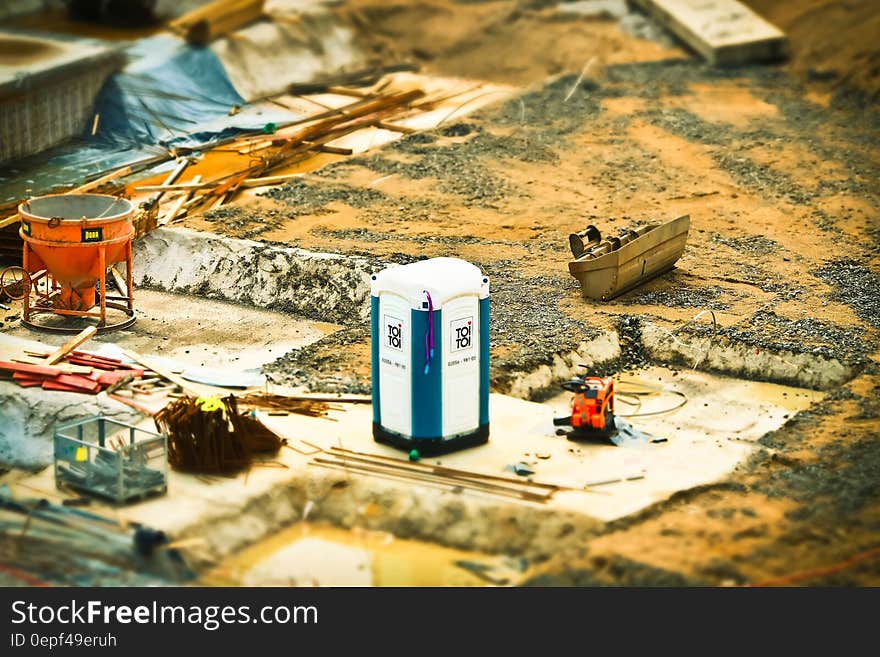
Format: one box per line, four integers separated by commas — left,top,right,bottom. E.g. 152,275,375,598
202,522,527,587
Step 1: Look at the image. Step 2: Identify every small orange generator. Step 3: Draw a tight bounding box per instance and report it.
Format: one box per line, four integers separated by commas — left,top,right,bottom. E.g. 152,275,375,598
553,374,617,440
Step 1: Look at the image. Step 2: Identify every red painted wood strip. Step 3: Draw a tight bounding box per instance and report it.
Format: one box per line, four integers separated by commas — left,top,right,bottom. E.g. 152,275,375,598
0,360,62,377
42,381,97,394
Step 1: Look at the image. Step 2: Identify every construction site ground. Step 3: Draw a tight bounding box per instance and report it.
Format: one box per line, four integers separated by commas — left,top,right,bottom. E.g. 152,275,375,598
1,1,879,586
173,1,880,585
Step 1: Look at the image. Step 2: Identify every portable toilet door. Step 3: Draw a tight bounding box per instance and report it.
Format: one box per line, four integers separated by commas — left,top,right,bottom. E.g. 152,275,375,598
371,257,489,455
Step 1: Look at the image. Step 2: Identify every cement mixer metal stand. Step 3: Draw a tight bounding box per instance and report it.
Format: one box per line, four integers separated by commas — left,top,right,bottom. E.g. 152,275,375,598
14,193,136,333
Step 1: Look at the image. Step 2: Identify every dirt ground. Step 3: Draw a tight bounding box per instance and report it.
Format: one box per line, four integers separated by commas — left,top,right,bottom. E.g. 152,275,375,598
174,1,880,585
746,0,880,99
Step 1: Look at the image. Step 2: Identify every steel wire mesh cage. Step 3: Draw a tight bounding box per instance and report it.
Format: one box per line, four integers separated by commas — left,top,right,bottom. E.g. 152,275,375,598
53,416,168,504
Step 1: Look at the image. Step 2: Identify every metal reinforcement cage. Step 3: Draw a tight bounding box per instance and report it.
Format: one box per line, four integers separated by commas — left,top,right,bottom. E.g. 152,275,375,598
53,416,168,504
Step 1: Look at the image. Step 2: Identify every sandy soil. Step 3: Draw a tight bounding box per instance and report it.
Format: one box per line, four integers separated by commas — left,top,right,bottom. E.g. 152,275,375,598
335,0,679,86
745,0,880,98
178,1,880,585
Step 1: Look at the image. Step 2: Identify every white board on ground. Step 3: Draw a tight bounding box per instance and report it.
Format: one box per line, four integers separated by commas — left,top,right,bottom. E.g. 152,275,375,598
629,0,787,65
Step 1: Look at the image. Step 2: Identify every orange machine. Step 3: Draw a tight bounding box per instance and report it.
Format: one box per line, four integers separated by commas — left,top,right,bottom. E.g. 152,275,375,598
554,374,616,439
12,193,135,333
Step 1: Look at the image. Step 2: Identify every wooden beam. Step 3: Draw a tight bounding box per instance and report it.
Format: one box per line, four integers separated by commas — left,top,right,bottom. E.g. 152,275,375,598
109,265,128,298
159,175,201,226
0,360,65,378
169,0,266,45
11,357,92,374
45,327,97,366
628,0,787,65
134,182,211,193
74,165,133,193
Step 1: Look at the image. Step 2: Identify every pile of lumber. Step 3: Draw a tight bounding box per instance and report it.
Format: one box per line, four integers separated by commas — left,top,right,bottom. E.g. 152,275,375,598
139,86,427,225
0,74,458,248
0,72,470,243
0,327,143,394
0,358,143,394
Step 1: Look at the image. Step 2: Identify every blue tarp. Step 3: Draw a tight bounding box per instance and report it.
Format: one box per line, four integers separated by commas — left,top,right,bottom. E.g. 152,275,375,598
92,34,297,149
0,34,300,201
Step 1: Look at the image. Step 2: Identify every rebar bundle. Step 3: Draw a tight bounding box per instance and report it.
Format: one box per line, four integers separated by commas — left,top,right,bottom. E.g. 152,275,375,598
154,395,284,474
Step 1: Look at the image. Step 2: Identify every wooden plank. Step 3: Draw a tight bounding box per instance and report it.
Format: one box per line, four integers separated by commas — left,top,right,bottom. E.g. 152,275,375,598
0,214,20,230
628,0,787,65
42,380,99,394
107,393,156,416
109,265,128,298
11,357,92,374
45,327,97,366
11,373,45,385
74,165,134,193
134,182,210,193
0,360,63,378
159,175,201,226
240,173,305,188
51,374,102,393
169,0,265,45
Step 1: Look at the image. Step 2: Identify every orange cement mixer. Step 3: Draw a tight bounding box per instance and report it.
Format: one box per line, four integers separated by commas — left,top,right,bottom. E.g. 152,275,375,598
15,193,135,332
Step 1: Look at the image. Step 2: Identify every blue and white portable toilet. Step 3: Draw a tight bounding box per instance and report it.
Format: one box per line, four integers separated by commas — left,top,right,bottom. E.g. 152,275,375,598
371,257,489,455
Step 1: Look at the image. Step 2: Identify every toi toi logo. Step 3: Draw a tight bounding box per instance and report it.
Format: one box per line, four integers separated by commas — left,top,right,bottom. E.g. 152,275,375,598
385,315,403,350
451,317,473,352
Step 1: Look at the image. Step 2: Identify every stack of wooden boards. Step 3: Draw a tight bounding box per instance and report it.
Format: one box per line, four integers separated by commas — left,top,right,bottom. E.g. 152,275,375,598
133,86,428,226
0,67,509,252
0,354,143,395
0,326,143,394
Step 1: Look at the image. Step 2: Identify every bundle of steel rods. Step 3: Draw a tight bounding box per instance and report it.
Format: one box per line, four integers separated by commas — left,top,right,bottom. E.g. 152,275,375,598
154,395,284,474
236,392,337,417
311,446,560,503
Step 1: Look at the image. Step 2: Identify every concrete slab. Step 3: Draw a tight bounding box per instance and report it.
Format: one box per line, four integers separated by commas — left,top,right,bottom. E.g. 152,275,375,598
0,289,334,468
132,227,376,324
0,30,124,163
7,366,823,561
1,288,337,373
